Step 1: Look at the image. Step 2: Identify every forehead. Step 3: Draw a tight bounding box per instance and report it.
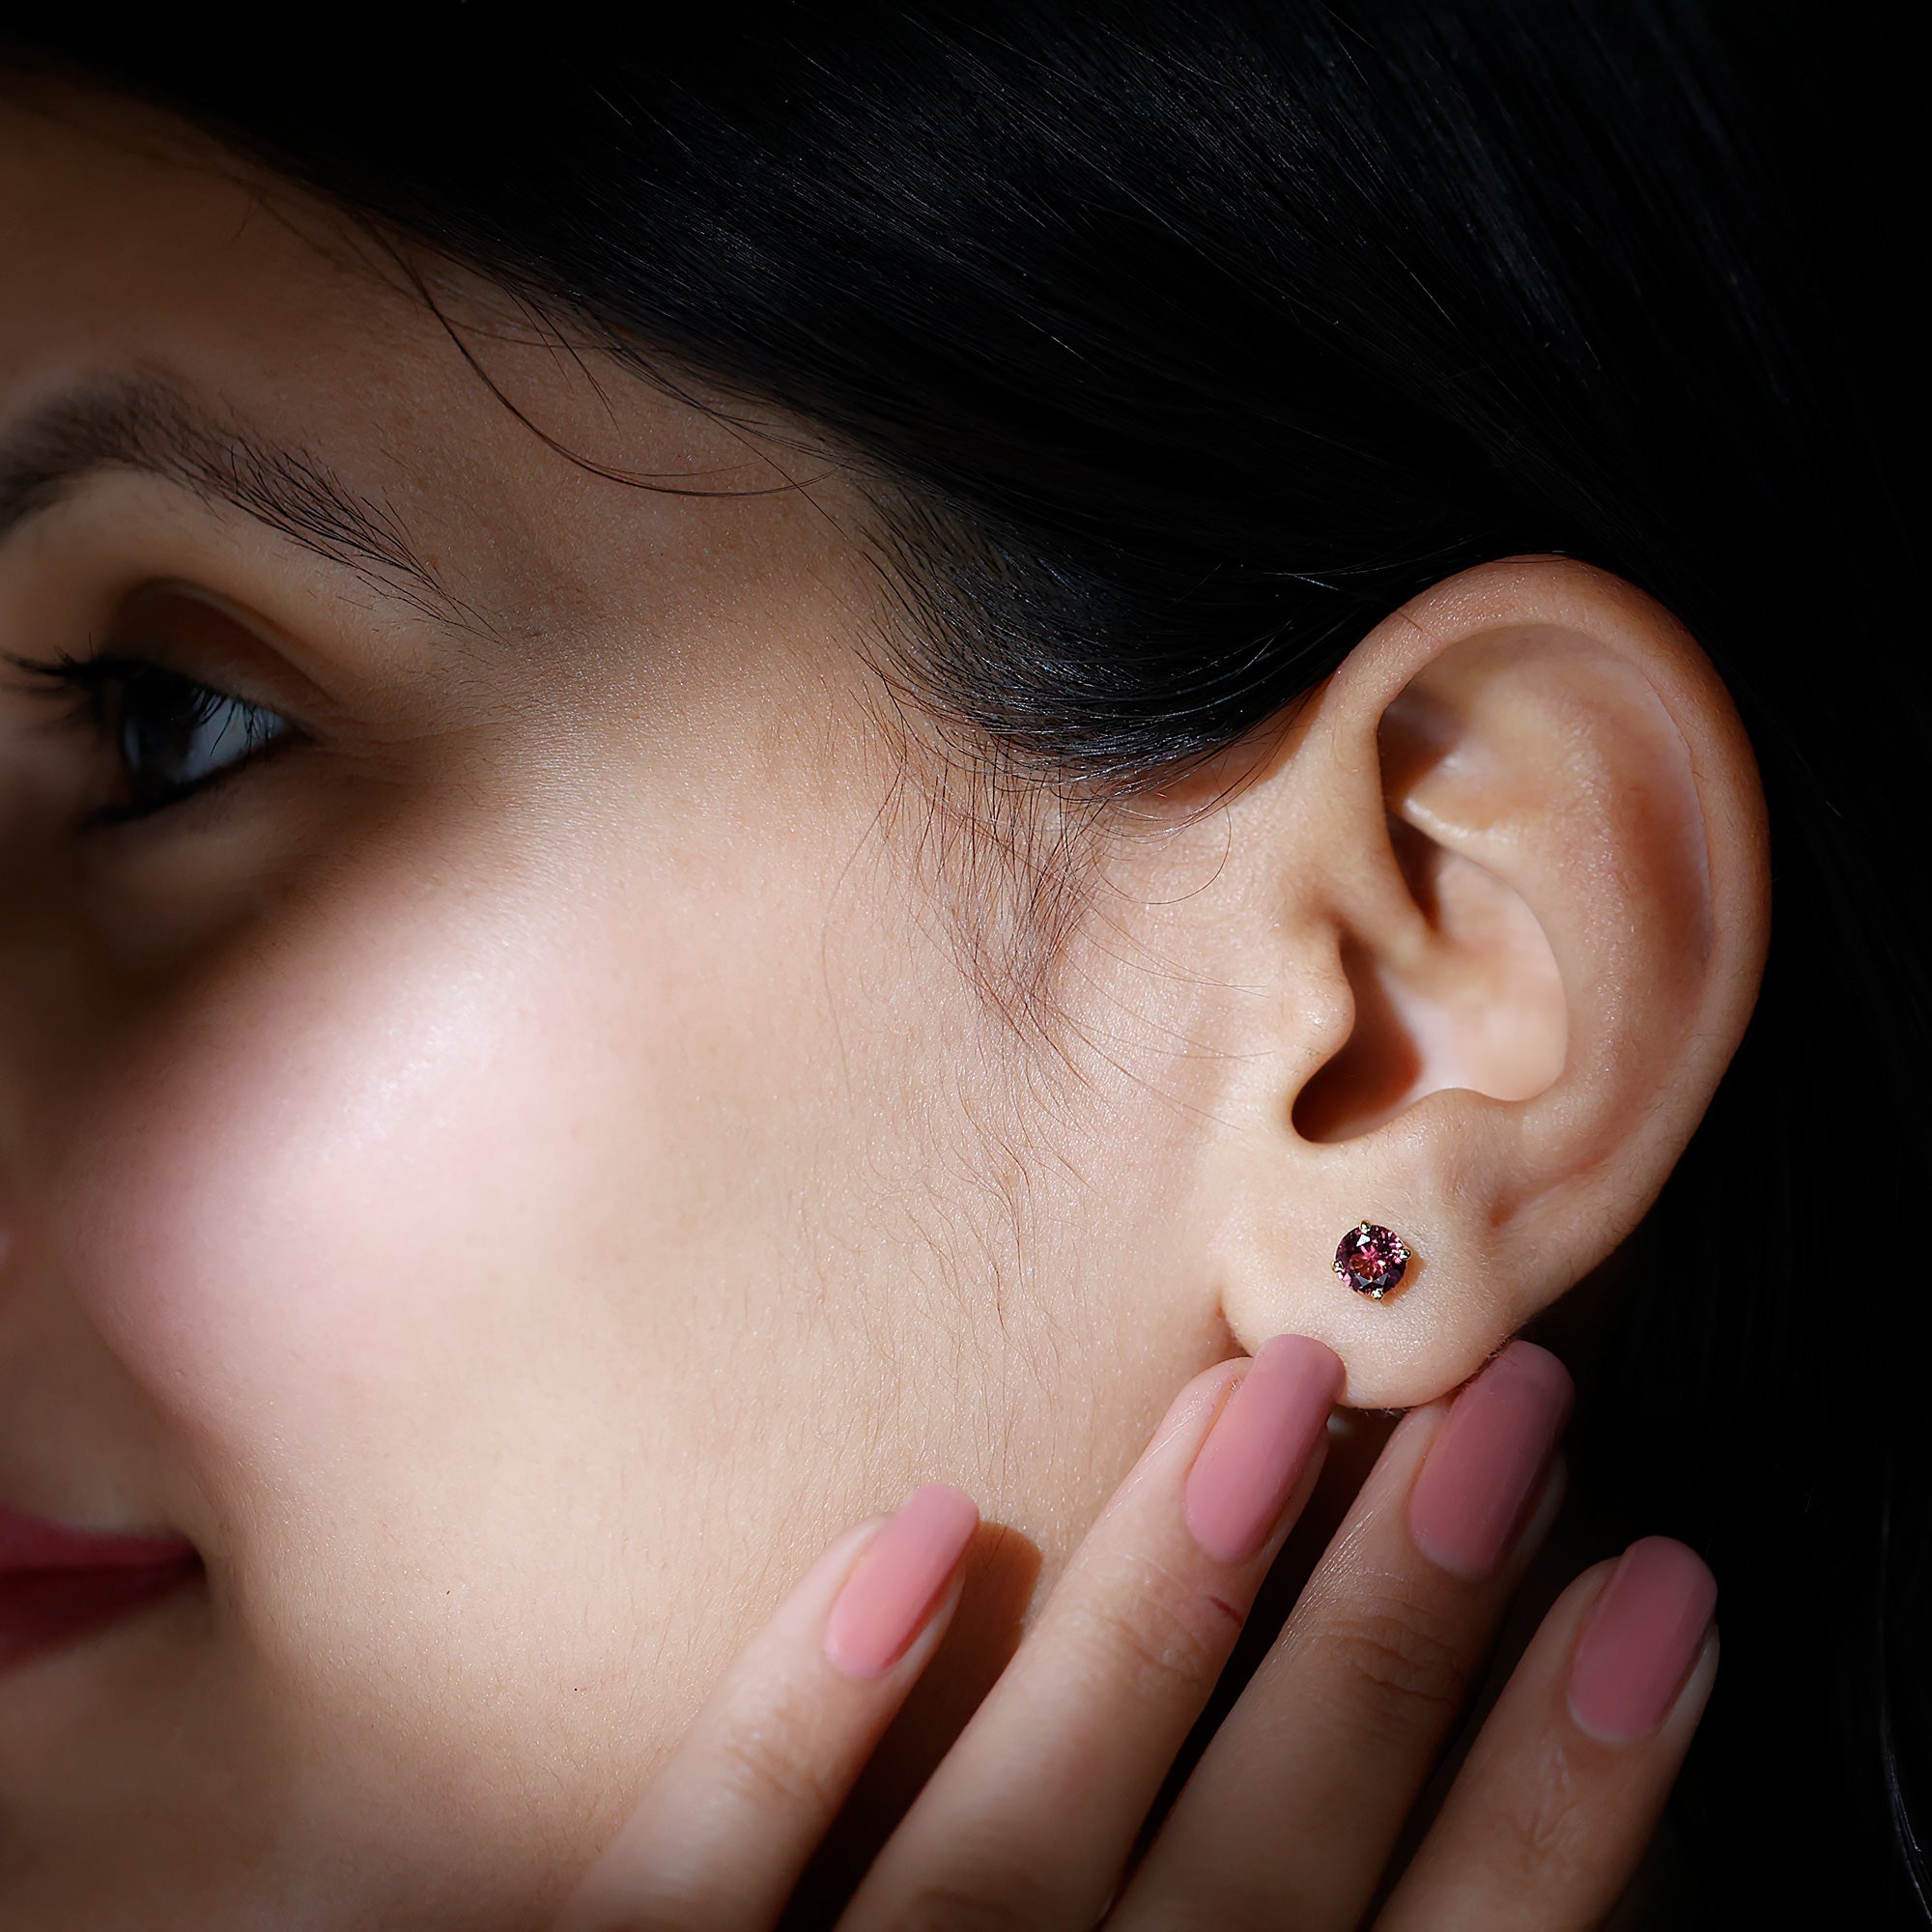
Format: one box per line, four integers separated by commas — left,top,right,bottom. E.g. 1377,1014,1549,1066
1,86,487,460
0,81,863,650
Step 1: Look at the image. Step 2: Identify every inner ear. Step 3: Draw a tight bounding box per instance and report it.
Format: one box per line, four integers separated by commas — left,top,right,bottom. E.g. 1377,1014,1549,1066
1293,705,1567,1145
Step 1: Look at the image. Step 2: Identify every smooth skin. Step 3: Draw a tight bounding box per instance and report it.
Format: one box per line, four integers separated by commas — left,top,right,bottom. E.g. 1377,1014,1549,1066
0,79,1763,1930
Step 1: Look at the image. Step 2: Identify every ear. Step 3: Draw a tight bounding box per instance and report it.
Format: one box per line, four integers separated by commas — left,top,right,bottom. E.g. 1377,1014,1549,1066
1152,557,1770,1408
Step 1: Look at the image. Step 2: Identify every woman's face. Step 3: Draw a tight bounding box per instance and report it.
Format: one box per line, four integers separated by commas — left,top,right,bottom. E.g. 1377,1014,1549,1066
0,86,1240,1927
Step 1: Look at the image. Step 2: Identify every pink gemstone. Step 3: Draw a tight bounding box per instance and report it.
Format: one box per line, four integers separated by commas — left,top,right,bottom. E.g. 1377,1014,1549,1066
1334,1222,1411,1299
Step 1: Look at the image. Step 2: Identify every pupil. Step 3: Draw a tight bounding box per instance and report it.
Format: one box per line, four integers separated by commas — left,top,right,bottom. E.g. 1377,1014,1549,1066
123,687,212,788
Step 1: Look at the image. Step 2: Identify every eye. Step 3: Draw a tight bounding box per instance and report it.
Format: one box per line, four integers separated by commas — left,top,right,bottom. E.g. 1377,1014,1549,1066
104,661,292,812
8,651,296,824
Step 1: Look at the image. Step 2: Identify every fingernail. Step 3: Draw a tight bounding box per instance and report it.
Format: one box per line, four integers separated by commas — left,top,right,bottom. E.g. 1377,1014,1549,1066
822,1483,979,1682
1182,1334,1343,1565
1567,1536,1718,1744
1407,1341,1574,1578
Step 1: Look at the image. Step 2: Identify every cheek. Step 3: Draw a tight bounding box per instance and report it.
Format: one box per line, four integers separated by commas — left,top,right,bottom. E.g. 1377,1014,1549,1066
41,753,966,1663
47,791,892,1547
54,864,676,1495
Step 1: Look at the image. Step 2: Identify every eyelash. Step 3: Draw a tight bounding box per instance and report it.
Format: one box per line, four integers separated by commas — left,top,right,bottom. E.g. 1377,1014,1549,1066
6,648,297,825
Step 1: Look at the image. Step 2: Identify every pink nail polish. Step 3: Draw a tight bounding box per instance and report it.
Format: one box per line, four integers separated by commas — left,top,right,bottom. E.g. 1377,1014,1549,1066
1568,1537,1718,1744
822,1484,979,1682
1407,1341,1574,1578
1182,1334,1343,1565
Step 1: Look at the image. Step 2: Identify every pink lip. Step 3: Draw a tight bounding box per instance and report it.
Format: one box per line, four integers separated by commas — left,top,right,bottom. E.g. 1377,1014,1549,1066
0,1503,200,1677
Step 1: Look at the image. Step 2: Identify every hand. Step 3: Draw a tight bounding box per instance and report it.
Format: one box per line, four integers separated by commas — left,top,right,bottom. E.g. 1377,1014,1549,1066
552,1336,1718,1932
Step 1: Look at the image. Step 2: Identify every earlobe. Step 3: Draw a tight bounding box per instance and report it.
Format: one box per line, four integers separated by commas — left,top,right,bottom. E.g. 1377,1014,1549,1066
1193,558,1769,1407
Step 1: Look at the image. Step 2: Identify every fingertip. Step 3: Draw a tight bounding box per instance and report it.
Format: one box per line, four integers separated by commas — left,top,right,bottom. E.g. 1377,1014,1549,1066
1256,1330,1347,1390
1182,1334,1341,1565
1406,1339,1574,1579
822,1482,980,1682
901,1480,981,1540
1566,1536,1719,1746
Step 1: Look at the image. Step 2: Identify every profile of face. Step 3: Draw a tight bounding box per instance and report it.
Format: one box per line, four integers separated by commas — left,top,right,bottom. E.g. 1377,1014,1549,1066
0,85,1770,1928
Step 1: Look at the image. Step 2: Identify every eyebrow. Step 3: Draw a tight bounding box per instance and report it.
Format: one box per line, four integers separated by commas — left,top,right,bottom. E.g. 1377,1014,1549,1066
0,376,460,623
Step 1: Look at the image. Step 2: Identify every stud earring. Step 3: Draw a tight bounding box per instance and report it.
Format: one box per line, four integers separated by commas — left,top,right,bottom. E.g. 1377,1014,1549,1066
1334,1221,1411,1300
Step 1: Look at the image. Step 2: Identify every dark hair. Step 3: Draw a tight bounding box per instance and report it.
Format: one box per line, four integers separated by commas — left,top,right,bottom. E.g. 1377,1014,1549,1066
10,3,1920,1919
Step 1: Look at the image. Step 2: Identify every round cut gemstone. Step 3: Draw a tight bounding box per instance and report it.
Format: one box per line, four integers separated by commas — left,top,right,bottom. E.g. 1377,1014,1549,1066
1334,1221,1411,1300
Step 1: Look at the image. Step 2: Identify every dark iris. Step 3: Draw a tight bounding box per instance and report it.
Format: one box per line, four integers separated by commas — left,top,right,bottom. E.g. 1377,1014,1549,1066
3,652,294,822
97,661,289,816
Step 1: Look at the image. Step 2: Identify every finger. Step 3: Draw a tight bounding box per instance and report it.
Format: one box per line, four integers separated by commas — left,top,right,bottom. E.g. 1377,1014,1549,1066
1375,1537,1719,1932
551,1483,979,1932
1112,1338,1573,1932
838,1334,1344,1932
